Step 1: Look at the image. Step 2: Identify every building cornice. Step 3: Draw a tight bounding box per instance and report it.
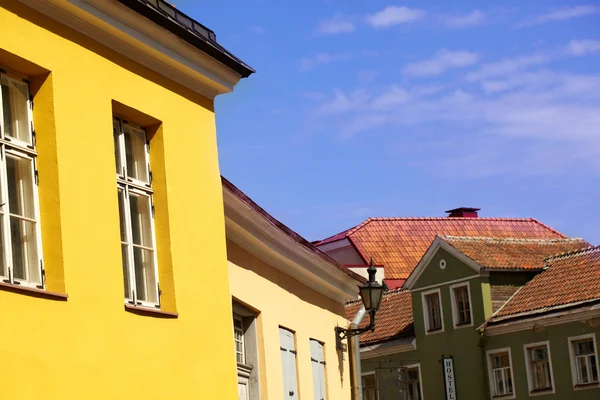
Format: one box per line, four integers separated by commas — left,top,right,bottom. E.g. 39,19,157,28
18,0,247,98
482,302,600,336
360,337,417,359
223,187,361,304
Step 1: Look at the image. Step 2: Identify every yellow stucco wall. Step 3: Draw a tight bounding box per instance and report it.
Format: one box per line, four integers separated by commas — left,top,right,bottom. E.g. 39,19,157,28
0,2,238,399
227,240,352,400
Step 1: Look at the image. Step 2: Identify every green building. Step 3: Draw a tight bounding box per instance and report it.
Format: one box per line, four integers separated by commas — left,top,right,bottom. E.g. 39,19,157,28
316,209,599,400
350,238,599,399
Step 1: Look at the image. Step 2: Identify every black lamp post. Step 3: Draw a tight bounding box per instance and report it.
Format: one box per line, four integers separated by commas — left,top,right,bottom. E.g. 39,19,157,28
336,259,385,350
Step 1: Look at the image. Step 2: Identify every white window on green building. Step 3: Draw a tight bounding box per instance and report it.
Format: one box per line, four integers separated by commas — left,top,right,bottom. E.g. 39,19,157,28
524,341,554,394
422,288,443,333
361,372,378,400
450,283,472,327
568,334,600,388
0,71,44,289
487,348,515,399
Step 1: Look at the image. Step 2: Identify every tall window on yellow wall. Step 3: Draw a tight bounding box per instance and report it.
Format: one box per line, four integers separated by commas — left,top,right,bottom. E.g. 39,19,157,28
113,116,160,307
0,71,44,289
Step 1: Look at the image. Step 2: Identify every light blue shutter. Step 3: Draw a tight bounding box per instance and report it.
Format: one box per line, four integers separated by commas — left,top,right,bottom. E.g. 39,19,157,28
310,339,327,400
280,328,299,400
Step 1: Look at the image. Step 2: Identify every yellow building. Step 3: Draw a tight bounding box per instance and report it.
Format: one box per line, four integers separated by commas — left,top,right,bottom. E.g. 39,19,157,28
0,0,253,398
223,178,364,400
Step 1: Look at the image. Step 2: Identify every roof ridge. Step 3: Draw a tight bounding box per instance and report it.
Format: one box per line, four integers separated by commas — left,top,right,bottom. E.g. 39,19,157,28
441,236,586,244
544,245,600,263
363,217,540,222
345,218,375,236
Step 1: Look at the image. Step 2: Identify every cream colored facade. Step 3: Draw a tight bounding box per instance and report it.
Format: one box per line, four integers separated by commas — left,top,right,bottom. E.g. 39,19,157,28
223,179,362,400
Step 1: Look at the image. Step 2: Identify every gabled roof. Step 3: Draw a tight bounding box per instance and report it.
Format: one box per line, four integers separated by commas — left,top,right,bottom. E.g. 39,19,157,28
489,246,600,323
442,236,589,271
222,176,365,284
317,217,567,280
345,289,413,345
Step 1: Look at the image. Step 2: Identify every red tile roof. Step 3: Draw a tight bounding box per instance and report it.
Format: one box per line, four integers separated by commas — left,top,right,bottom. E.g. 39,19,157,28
345,288,414,344
317,217,567,279
441,236,589,270
491,246,600,321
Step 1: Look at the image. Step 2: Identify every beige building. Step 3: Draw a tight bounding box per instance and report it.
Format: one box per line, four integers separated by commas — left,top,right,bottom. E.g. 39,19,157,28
222,177,364,400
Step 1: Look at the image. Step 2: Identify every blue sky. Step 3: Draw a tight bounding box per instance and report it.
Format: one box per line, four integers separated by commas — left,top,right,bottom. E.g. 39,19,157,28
180,1,599,244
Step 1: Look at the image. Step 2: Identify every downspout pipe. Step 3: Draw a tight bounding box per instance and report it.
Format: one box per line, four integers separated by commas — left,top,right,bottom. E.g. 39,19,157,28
350,305,367,400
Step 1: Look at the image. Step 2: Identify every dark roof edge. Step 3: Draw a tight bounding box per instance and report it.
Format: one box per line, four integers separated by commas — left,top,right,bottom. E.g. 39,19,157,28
118,0,254,78
222,176,366,283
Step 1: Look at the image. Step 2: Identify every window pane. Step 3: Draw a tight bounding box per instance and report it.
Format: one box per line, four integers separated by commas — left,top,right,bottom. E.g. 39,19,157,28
133,246,157,303
117,189,127,242
113,119,123,176
6,155,38,283
10,217,39,282
7,155,35,219
121,243,131,299
123,123,148,183
1,77,30,144
129,193,153,248
0,214,6,278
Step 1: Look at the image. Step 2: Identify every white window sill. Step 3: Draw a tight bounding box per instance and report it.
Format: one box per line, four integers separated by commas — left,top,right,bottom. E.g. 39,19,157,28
124,303,178,318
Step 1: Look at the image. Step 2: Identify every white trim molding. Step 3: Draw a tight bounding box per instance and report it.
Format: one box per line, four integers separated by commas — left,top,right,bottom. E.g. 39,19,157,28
223,185,361,304
422,288,444,335
450,282,474,329
486,347,516,399
567,333,600,390
523,340,556,396
360,337,417,359
18,0,245,98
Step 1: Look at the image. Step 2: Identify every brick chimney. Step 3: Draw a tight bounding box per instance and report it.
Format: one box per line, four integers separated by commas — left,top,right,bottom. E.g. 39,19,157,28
445,207,480,218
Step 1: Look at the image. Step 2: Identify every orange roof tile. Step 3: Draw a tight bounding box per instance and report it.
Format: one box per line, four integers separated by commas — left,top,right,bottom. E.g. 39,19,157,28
319,217,567,279
491,246,600,321
441,236,589,270
345,289,413,344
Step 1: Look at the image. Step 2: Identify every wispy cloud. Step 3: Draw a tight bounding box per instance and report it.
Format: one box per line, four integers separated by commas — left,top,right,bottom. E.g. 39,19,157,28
316,15,355,35
250,25,266,34
299,52,352,71
366,6,425,28
467,53,550,81
569,39,600,56
518,5,599,27
309,43,600,177
403,49,479,77
443,10,485,28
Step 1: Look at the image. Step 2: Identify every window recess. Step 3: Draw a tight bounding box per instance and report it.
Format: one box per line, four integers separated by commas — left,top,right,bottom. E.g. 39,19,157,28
114,116,159,308
0,71,44,289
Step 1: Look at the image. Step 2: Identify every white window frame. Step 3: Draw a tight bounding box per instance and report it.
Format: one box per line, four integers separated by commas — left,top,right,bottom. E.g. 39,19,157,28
404,363,424,400
0,70,44,289
421,288,444,334
568,333,600,390
114,116,160,308
486,347,516,399
233,313,246,365
523,341,555,396
361,371,379,400
450,282,473,328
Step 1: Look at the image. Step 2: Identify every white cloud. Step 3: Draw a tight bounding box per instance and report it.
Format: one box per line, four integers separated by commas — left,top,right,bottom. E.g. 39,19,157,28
311,70,600,176
366,6,425,28
444,10,485,28
403,49,479,77
519,5,598,27
316,17,355,35
299,52,352,71
569,39,600,56
467,53,549,81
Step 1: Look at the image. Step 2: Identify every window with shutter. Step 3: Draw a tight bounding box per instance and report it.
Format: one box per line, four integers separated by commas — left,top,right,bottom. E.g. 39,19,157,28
0,71,44,289
310,339,327,400
279,327,299,400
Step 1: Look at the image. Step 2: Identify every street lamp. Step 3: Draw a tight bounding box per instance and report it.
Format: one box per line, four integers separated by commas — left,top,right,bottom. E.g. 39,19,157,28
336,259,385,349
